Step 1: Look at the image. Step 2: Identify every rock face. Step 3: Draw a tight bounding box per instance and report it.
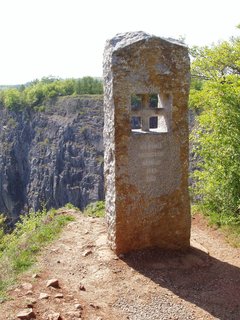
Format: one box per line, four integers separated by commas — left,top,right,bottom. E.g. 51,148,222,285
103,31,191,254
0,96,104,223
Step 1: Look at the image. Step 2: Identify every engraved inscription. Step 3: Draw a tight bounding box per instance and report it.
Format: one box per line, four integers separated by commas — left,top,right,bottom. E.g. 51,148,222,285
142,158,163,166
129,135,181,197
139,144,164,181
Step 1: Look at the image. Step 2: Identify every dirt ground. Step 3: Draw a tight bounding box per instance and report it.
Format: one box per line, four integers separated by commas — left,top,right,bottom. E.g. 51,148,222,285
1,210,240,320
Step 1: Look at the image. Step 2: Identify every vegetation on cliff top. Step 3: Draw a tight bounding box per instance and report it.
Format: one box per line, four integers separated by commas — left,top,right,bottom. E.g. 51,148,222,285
83,201,105,218
190,29,240,233
0,76,103,110
0,208,75,300
0,201,106,300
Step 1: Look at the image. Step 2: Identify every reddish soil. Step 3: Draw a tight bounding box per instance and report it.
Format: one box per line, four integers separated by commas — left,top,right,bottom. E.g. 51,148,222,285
1,210,240,320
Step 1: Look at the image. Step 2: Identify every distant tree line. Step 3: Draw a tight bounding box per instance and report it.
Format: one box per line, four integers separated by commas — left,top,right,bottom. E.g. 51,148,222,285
0,76,103,110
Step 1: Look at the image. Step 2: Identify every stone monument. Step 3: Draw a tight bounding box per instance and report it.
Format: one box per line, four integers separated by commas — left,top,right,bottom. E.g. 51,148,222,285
103,31,191,254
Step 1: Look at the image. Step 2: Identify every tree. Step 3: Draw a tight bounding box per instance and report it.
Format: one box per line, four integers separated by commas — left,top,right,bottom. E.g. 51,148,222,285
1,88,22,109
74,77,103,95
0,76,103,110
190,31,240,218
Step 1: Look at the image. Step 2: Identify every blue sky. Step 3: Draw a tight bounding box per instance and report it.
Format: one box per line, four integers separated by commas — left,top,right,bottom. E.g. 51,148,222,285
0,0,239,84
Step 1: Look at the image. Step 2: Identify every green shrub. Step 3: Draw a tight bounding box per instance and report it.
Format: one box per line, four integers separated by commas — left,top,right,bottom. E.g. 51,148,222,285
0,76,103,110
0,208,74,299
190,77,240,216
190,34,240,218
84,201,105,218
1,88,23,109
64,203,80,211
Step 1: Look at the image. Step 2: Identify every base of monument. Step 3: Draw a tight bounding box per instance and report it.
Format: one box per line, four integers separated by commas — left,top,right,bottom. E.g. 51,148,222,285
108,238,191,256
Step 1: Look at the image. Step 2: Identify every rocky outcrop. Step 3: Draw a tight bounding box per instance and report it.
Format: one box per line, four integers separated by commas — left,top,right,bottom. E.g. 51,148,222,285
0,96,104,223
0,94,198,224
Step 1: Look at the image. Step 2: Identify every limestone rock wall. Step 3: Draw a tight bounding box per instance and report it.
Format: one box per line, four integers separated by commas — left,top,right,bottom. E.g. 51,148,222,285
0,92,197,226
0,96,104,223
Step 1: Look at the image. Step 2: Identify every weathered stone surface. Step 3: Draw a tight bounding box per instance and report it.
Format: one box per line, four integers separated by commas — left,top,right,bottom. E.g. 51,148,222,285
0,93,198,227
39,292,49,299
65,311,82,317
21,283,33,291
74,303,83,310
46,278,60,288
0,96,104,224
103,31,191,254
47,312,62,320
82,249,92,257
26,298,37,308
17,308,36,319
79,284,86,291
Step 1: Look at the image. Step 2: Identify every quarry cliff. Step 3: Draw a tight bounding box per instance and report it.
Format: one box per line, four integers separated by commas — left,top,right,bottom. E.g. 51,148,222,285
0,96,104,222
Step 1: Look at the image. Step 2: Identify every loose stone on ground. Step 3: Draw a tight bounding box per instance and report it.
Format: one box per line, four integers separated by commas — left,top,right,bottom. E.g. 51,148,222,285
1,212,239,320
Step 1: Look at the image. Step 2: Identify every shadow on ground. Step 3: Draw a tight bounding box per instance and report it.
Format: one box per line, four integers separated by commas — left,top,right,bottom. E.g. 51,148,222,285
123,247,240,320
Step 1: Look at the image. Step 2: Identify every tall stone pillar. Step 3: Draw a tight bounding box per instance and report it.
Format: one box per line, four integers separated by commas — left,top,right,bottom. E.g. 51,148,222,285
103,31,191,254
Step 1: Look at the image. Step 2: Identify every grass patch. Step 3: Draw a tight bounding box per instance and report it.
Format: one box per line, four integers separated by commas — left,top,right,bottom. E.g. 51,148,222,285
222,224,240,248
84,201,105,218
0,208,74,300
191,203,240,247
64,202,80,211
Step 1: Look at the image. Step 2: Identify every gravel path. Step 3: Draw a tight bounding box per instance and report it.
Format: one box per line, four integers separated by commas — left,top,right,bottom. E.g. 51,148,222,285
1,210,240,320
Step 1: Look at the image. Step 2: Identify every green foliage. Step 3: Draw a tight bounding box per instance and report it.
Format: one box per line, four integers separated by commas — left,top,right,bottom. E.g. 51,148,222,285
74,76,103,95
64,203,80,211
1,88,22,110
190,38,240,81
0,208,74,299
190,34,240,220
0,76,103,110
84,201,105,218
